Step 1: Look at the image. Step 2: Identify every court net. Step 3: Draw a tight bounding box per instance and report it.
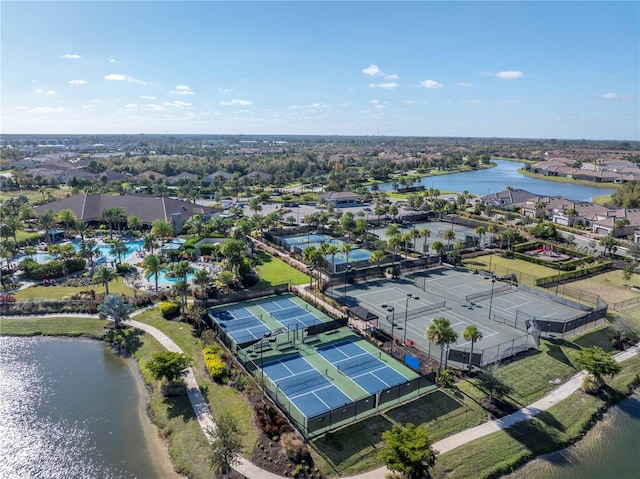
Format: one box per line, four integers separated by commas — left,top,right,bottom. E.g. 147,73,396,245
466,283,512,302
277,370,326,395
405,301,447,321
337,355,381,375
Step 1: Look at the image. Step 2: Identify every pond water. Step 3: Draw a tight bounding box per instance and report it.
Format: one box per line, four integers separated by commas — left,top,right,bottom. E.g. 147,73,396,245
375,160,616,202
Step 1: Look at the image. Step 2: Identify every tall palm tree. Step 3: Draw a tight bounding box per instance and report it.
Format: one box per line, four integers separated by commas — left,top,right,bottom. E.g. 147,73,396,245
369,250,386,275
109,238,128,264
192,268,211,297
101,206,127,238
420,228,431,255
426,317,458,374
143,253,165,293
127,215,143,235
184,215,205,237
38,209,57,244
340,242,354,269
410,228,420,251
93,265,117,295
80,238,101,273
143,233,159,254
462,325,483,372
75,219,88,241
4,215,24,244
431,240,445,263
475,226,486,247
442,229,456,248
151,219,174,245
57,209,77,239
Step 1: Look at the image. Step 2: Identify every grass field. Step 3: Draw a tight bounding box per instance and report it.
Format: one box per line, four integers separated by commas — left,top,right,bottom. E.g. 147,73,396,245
0,316,109,337
253,250,309,287
463,254,559,285
14,276,139,300
2,187,72,203
564,270,640,305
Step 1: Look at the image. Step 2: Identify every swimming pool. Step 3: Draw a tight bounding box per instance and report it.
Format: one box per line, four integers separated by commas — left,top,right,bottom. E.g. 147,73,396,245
71,240,144,263
147,268,199,286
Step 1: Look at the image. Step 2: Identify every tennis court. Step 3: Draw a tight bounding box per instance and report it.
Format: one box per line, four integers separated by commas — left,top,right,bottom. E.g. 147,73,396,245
262,354,352,417
317,339,411,395
208,293,331,348
209,306,272,345
278,232,372,268
333,265,593,366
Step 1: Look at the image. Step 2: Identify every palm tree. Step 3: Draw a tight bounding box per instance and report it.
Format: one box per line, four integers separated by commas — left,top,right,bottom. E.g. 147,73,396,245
4,215,24,243
151,219,174,245
184,215,205,237
442,229,456,248
410,228,420,251
325,244,339,274
340,242,354,269
462,325,483,372
75,219,88,241
487,223,498,245
426,317,458,374
193,269,211,297
143,253,165,292
80,239,101,273
57,209,77,238
369,250,386,275
98,293,133,329
127,215,143,235
431,240,445,263
38,209,57,244
109,238,128,264
101,206,127,238
93,265,117,295
143,233,159,254
420,227,431,255
475,226,486,247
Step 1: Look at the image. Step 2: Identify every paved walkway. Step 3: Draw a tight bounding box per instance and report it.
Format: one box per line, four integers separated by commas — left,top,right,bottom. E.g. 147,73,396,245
5,310,639,478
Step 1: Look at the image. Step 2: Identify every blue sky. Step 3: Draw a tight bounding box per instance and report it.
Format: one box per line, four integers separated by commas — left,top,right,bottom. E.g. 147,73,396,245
2,1,638,140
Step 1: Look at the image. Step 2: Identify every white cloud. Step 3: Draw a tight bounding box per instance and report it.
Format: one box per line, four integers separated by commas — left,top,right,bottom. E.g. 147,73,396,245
404,100,416,104
307,103,328,108
368,82,399,89
29,106,64,113
104,73,147,85
124,103,139,110
218,87,234,93
495,71,523,79
69,80,88,85
162,101,193,109
109,58,116,63
171,85,194,95
370,99,380,104
457,82,472,87
385,74,399,81
461,99,480,104
63,53,81,59
362,64,382,76
139,95,157,100
220,99,252,106
35,88,56,95
420,80,443,89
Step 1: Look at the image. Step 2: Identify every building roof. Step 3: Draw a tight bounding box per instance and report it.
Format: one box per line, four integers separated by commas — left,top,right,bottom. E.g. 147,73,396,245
34,193,216,225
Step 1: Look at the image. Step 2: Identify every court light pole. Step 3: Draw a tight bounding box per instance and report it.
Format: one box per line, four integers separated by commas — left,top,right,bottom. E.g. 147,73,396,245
403,293,419,344
382,304,395,356
308,266,314,299
487,278,497,320
343,264,353,299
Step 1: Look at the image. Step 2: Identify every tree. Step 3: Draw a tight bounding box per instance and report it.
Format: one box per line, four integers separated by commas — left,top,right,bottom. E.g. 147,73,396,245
600,234,619,256
93,265,117,295
3,215,24,243
220,239,246,276
101,206,127,238
622,266,633,286
573,346,622,389
38,209,57,244
57,208,77,238
98,293,133,329
379,423,438,479
477,364,512,403
79,238,101,273
462,325,483,372
151,218,174,245
109,238,128,264
442,228,456,247
143,253,165,292
426,317,458,373
431,240,445,262
146,351,191,383
127,214,143,234
208,413,244,479
143,233,159,254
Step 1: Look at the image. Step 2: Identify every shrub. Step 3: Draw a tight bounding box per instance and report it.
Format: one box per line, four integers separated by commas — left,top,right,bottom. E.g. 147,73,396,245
281,432,311,464
19,257,86,280
581,375,601,394
255,400,293,438
203,345,227,381
200,329,217,345
159,301,180,319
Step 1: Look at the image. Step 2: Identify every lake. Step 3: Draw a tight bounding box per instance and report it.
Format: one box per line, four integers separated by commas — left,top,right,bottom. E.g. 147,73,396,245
376,160,616,202
501,391,640,479
0,336,179,479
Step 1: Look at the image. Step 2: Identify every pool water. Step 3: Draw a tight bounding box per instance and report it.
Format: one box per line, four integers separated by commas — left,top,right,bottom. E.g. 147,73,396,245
147,268,198,286
71,240,144,263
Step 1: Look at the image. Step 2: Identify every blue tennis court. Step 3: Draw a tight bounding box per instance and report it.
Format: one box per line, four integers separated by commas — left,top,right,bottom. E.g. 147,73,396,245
209,306,271,344
260,298,323,330
317,340,410,395
333,248,372,264
262,354,352,418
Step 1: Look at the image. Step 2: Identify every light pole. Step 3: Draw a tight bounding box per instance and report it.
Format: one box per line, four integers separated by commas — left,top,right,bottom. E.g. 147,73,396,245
403,293,419,344
343,264,353,299
382,304,395,356
308,266,314,301
487,278,497,319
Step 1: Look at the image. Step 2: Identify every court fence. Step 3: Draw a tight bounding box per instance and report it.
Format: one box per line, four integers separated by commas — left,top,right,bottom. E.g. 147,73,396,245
447,332,538,369
195,282,290,308
237,343,435,438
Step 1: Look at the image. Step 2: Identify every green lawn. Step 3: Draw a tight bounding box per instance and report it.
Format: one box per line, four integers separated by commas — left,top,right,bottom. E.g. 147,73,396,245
14,276,140,300
0,316,109,337
253,250,309,286
463,254,560,285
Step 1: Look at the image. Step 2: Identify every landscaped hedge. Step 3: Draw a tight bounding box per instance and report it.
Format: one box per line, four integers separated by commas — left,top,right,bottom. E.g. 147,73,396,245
197,243,220,256
19,258,86,280
203,345,227,381
159,300,180,319
508,241,593,271
535,261,613,287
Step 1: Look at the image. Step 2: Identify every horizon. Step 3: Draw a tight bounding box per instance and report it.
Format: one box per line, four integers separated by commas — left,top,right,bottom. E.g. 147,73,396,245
2,1,638,141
